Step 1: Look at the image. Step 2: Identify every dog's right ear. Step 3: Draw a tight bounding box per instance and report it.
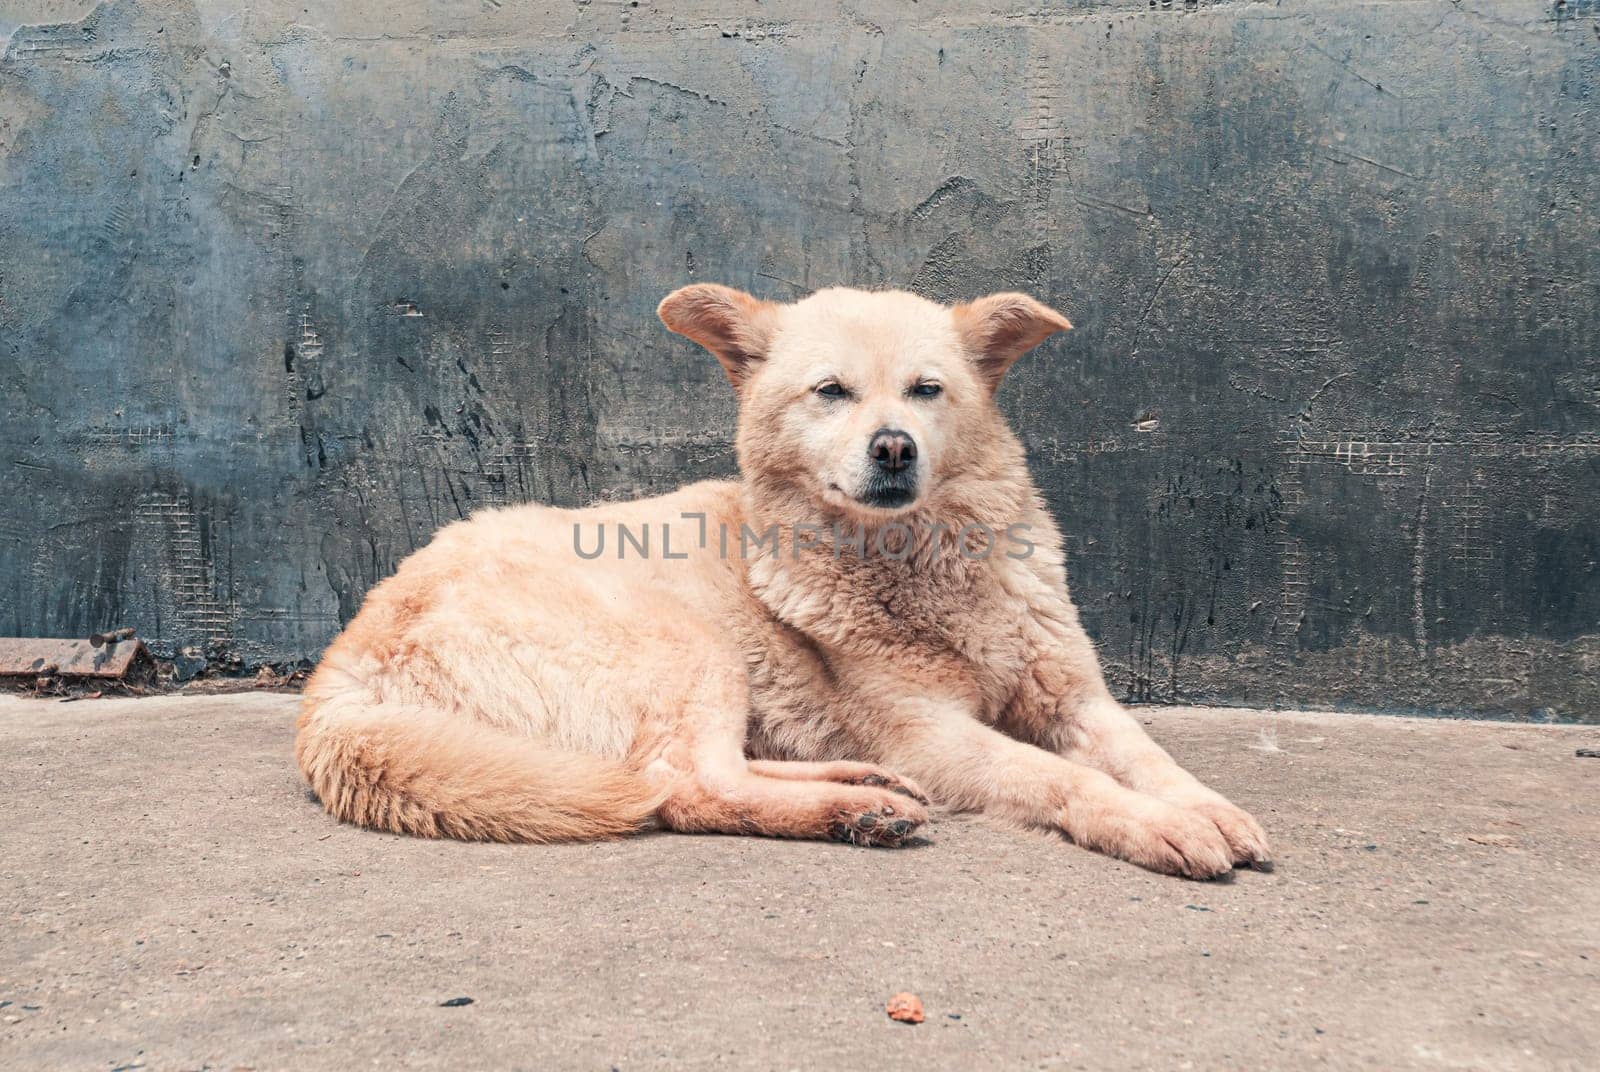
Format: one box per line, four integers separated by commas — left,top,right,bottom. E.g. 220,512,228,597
657,284,780,389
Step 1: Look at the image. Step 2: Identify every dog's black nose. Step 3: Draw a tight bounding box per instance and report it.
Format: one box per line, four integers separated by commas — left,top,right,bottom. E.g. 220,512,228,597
869,428,917,473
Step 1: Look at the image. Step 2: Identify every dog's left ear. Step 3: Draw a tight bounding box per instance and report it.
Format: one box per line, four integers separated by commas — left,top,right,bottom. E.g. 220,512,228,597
657,283,780,389
952,292,1072,391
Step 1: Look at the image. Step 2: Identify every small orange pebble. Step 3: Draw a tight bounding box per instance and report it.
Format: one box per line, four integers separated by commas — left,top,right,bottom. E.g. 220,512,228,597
886,992,924,1024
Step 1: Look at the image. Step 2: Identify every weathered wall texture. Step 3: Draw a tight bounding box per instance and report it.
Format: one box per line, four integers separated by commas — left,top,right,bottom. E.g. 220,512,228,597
2,0,1597,719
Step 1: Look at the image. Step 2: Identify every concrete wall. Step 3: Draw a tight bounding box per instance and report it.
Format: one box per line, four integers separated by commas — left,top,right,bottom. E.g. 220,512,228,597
3,0,1597,719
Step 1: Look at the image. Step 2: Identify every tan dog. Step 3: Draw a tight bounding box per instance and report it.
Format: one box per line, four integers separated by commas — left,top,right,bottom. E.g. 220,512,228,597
296,285,1270,878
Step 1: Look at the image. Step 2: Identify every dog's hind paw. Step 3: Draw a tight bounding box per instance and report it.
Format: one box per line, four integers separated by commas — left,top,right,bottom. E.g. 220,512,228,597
827,800,924,847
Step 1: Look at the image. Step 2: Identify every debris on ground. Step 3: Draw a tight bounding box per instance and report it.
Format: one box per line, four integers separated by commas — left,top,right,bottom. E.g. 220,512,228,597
171,646,208,682
1467,833,1516,847
886,992,924,1024
0,632,309,699
1577,748,1600,759
438,996,475,1008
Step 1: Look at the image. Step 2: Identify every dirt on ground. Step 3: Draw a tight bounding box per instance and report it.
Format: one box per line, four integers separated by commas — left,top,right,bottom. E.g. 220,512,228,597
1,694,1596,1070
1,659,307,701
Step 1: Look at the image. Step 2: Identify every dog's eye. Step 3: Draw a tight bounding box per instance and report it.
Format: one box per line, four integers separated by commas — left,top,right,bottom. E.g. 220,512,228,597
815,382,848,398
911,382,943,398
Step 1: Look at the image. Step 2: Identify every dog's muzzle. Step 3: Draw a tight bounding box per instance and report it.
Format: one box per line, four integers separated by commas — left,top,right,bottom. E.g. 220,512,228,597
859,428,918,508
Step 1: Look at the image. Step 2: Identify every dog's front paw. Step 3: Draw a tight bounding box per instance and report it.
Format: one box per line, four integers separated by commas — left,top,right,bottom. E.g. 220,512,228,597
844,769,930,806
1062,791,1234,880
1182,795,1272,871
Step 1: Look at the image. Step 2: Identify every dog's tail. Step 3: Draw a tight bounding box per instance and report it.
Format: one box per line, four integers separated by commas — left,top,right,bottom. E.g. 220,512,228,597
295,682,663,843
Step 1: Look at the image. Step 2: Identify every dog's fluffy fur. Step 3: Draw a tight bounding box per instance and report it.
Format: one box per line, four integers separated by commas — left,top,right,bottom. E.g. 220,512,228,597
297,285,1270,877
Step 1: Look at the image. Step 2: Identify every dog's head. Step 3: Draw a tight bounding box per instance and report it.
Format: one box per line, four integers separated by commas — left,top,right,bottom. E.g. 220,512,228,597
658,284,1070,518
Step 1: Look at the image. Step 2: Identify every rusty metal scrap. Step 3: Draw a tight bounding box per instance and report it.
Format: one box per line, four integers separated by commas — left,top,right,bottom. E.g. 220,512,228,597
0,636,150,680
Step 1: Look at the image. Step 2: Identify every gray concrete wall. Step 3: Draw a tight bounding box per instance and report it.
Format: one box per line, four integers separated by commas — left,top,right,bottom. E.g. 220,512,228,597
2,0,1596,720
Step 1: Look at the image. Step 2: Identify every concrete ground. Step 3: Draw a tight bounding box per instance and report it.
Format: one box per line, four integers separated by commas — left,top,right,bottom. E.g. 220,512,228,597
1,694,1596,1071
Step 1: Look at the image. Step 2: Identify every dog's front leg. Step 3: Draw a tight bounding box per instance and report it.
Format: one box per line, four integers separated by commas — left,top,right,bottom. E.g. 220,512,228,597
1002,628,1272,870
864,699,1234,878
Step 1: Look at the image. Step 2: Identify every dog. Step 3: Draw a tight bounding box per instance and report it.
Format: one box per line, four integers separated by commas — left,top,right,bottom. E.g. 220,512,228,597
295,284,1270,878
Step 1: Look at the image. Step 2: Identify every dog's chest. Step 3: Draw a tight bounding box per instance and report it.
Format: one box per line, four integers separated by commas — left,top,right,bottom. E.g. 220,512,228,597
744,552,1043,724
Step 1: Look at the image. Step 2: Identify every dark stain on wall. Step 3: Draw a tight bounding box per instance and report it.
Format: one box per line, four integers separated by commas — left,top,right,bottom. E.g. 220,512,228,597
2,0,1597,720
